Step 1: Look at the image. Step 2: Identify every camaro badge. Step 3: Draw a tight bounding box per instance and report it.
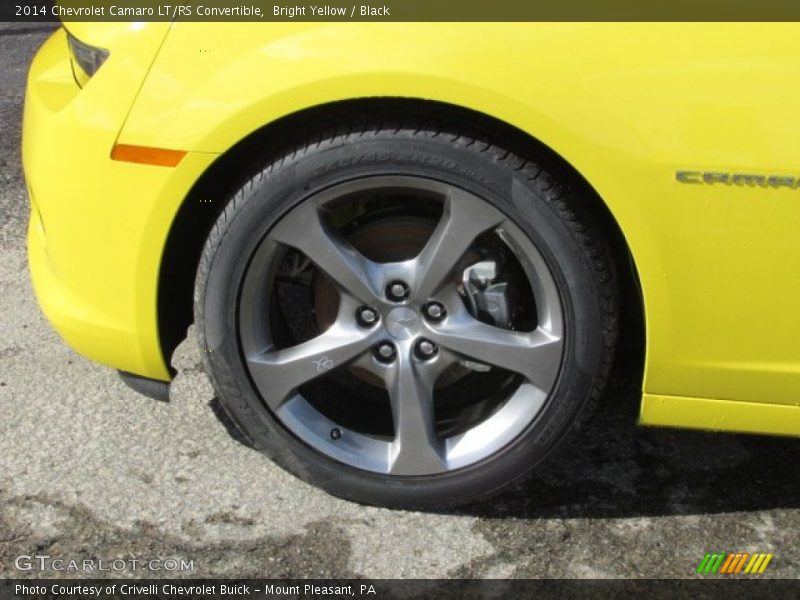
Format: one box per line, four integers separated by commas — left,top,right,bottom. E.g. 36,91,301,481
677,170,800,189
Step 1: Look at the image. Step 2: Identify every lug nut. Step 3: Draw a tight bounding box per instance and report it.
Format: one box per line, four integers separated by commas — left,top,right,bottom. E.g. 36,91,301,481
386,280,410,302
423,302,446,321
374,341,397,363
356,306,379,327
415,339,438,359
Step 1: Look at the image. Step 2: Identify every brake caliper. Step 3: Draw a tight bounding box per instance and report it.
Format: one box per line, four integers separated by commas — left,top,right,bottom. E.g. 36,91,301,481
459,260,518,372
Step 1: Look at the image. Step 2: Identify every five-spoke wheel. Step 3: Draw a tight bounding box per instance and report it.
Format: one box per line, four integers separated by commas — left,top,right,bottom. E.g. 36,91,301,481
239,177,564,475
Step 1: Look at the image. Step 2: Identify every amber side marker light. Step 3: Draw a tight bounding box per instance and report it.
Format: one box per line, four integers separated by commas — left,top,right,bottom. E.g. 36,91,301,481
111,144,187,167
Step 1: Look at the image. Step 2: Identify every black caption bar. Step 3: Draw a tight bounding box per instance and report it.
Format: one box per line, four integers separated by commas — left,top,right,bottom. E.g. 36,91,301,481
5,0,800,22
3,579,800,600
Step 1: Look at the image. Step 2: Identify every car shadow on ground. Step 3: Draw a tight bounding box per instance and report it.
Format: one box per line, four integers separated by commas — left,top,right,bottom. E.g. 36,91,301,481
456,357,800,520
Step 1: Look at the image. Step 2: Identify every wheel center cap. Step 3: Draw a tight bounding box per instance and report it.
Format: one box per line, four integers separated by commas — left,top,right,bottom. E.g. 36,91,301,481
385,307,419,340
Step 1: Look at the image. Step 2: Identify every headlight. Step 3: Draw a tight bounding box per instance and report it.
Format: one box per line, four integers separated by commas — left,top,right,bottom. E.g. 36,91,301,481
66,30,109,87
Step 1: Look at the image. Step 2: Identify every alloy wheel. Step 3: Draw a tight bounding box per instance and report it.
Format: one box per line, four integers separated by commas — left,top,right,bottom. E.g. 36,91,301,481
238,176,564,476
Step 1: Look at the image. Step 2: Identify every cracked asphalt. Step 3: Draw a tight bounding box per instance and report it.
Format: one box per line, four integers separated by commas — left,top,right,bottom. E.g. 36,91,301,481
1,25,799,580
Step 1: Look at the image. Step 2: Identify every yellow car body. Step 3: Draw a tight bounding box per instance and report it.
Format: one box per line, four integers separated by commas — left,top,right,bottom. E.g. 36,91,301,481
24,22,800,436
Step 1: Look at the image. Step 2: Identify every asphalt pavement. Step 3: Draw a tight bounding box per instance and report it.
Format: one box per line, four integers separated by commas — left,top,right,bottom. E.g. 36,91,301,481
1,26,798,580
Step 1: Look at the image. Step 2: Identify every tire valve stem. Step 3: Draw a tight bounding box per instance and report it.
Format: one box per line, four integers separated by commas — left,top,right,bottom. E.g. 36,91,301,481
330,428,342,440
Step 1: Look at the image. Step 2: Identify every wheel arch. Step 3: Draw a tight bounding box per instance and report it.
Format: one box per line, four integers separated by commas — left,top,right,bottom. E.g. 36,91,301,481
157,98,645,381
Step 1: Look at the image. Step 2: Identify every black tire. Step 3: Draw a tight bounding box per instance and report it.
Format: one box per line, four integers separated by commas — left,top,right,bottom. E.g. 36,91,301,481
195,114,618,509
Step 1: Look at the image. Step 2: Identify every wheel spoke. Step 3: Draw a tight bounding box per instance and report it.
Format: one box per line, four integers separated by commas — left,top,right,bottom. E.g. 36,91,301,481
413,187,505,301
270,201,379,303
427,311,563,393
384,352,446,475
247,322,376,410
